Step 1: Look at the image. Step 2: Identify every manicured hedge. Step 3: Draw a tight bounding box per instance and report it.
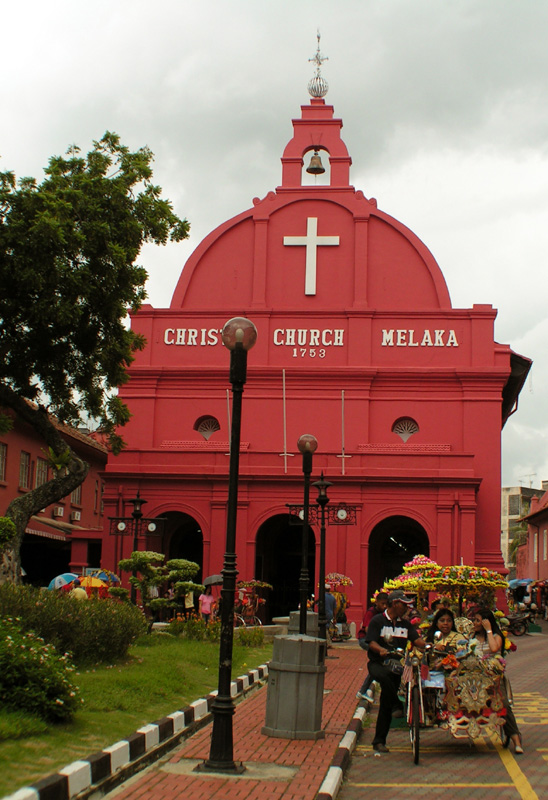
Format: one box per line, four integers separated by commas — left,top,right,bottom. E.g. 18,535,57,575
0,584,147,664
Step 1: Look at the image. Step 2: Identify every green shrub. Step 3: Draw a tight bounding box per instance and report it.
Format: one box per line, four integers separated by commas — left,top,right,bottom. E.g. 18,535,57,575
235,626,265,647
205,619,221,641
0,617,80,722
0,585,147,664
166,616,220,642
108,586,130,602
166,617,187,637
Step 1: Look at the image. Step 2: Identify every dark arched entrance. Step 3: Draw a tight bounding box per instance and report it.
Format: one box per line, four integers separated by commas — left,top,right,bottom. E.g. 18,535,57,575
367,515,429,598
164,511,204,581
21,533,71,587
255,513,315,622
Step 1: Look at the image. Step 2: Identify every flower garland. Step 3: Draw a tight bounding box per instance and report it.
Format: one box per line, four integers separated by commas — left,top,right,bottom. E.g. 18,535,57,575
237,580,273,590
374,555,507,616
325,572,353,587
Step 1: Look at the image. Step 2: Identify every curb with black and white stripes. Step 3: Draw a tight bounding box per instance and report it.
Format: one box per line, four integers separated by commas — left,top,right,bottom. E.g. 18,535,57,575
315,704,368,800
4,665,269,800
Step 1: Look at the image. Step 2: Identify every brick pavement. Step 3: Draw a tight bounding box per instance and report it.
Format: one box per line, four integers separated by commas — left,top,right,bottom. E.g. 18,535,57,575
11,624,546,800
102,643,367,800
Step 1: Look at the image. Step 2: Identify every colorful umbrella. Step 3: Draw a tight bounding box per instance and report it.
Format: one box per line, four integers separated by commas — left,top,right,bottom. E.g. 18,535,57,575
78,575,107,588
88,569,120,585
47,572,79,590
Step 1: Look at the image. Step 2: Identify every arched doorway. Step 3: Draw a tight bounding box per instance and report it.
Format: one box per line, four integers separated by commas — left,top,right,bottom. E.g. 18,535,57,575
164,511,204,581
367,515,429,598
255,514,315,621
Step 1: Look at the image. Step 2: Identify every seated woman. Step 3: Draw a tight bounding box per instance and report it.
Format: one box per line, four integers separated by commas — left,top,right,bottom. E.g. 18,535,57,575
471,607,523,754
426,608,461,667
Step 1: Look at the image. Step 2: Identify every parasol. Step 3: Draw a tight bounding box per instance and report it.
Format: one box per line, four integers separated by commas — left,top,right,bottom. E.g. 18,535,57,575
88,569,120,585
78,575,107,588
47,572,79,590
508,578,533,588
204,574,224,586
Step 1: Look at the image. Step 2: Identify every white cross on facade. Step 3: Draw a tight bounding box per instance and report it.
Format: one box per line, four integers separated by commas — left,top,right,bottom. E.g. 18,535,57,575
283,217,340,295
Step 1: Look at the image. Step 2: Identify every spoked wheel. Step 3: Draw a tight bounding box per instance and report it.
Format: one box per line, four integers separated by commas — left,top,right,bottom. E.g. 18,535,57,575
511,621,527,636
251,616,263,626
409,684,421,764
234,614,246,627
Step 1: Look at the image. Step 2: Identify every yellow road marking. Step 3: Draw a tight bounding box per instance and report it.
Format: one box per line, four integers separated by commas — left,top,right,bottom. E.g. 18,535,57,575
482,732,539,800
512,691,548,726
347,783,514,788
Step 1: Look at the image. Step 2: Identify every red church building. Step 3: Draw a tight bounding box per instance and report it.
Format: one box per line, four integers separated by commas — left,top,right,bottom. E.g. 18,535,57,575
99,83,530,623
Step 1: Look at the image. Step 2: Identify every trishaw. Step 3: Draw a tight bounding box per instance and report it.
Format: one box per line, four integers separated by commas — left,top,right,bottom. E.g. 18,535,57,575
398,619,507,764
379,555,512,764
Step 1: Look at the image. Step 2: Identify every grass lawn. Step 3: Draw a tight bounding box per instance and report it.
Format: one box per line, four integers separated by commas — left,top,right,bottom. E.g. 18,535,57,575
0,633,272,798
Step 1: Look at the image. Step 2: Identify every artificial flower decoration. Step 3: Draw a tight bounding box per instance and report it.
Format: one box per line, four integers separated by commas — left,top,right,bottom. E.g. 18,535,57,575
237,580,273,590
325,572,353,587
441,653,459,671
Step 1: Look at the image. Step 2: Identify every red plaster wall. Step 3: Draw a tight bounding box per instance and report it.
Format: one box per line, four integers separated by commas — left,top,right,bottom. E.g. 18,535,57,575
100,97,521,620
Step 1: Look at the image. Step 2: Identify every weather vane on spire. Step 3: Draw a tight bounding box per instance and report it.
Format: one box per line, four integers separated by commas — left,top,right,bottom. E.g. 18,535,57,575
308,30,329,98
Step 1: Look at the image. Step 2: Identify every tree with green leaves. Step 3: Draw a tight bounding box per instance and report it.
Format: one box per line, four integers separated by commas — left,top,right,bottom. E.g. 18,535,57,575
0,133,189,583
117,552,203,626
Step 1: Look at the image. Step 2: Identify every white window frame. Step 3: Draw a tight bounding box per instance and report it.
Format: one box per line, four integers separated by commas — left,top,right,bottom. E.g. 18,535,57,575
35,457,48,488
19,451,31,489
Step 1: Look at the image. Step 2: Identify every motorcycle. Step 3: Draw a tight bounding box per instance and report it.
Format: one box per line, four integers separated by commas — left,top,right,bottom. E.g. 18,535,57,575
504,611,532,637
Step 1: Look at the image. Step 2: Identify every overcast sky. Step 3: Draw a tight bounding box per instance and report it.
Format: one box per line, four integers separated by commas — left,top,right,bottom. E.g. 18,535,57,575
2,0,547,487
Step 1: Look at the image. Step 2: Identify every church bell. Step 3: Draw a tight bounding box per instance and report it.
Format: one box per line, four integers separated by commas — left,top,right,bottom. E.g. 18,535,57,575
306,150,325,175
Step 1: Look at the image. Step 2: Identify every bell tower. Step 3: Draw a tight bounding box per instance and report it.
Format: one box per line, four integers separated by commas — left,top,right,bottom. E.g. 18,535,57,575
280,35,352,190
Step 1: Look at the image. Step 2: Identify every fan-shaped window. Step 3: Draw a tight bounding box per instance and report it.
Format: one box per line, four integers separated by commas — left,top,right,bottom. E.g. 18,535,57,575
392,417,419,443
194,415,220,441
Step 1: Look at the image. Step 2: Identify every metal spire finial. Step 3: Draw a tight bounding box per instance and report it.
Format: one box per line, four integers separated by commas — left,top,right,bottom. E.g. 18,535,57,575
308,30,329,98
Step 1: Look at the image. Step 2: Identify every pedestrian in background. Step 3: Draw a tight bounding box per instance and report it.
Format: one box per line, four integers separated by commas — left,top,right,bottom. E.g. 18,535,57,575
69,579,88,600
199,585,215,622
356,591,388,702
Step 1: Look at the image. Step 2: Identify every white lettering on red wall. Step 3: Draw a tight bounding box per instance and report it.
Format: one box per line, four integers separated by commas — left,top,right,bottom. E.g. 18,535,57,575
162,327,458,349
163,327,345,348
164,328,223,345
272,329,344,347
381,329,459,347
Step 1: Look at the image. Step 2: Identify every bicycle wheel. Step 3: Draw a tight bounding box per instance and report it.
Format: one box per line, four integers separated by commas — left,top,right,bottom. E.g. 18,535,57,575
410,684,420,764
234,614,246,627
511,621,527,636
251,616,263,626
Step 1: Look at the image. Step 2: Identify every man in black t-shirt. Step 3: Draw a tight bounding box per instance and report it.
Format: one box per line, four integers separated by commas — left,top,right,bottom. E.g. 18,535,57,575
365,590,426,753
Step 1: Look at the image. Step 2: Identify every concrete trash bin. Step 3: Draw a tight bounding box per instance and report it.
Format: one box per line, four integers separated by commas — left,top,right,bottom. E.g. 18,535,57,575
288,610,319,636
262,634,326,740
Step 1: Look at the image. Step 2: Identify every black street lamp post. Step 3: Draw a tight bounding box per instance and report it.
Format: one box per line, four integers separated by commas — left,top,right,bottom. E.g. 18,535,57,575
286,493,359,640
297,434,318,635
200,316,257,775
312,473,332,641
109,493,165,605
129,492,146,605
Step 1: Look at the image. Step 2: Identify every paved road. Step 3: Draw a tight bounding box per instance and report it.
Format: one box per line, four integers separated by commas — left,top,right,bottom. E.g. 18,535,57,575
339,625,548,799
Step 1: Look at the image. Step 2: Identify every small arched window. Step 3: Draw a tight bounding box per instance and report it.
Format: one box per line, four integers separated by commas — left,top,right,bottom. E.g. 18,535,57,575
392,417,419,443
194,415,220,441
